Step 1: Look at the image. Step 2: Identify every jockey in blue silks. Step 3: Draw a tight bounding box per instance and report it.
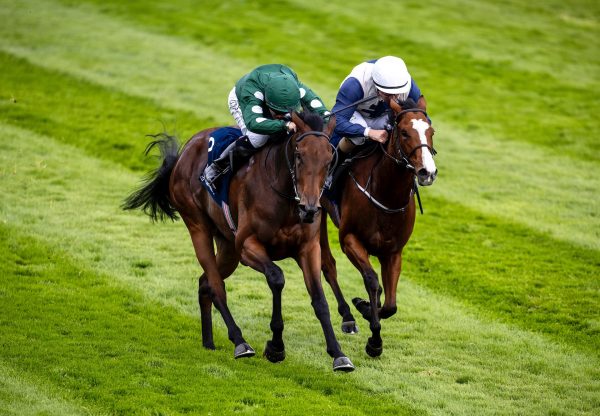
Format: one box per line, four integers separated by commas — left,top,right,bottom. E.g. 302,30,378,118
330,56,428,157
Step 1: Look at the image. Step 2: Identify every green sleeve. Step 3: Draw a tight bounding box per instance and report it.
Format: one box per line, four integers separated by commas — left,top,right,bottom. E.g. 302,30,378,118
298,81,328,116
238,84,287,135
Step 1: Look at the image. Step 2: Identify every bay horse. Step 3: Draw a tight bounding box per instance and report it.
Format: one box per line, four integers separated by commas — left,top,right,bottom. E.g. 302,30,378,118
123,111,355,371
320,98,437,357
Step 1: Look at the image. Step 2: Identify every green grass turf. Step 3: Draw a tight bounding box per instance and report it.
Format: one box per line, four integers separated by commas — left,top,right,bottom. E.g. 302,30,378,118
1,0,598,414
1,122,598,415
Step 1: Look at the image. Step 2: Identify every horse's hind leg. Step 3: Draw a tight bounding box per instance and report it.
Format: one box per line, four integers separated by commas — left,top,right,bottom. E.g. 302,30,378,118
342,233,383,357
198,236,240,350
320,214,358,334
378,253,402,320
198,274,215,349
187,220,254,358
239,236,286,363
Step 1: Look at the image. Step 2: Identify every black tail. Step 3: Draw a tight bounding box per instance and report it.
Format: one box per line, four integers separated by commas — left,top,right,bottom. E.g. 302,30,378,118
122,133,180,222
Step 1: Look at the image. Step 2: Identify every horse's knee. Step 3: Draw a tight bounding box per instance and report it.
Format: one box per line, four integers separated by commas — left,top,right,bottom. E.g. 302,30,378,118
198,275,212,297
363,269,379,294
266,265,285,292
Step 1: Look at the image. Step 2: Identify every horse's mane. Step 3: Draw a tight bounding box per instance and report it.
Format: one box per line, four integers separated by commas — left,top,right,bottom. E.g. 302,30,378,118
297,109,324,131
397,97,418,109
269,110,325,181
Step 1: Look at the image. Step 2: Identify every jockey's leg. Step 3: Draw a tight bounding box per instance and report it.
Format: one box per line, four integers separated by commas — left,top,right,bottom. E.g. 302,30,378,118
202,133,267,188
202,139,238,186
228,135,260,171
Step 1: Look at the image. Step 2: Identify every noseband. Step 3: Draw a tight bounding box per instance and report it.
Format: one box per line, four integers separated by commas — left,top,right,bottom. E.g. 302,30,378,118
277,131,337,202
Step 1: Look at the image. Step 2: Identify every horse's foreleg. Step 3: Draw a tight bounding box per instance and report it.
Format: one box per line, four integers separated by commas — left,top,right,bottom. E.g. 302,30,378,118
298,242,354,372
378,253,402,320
188,223,253,358
320,214,357,334
342,233,383,357
240,235,286,363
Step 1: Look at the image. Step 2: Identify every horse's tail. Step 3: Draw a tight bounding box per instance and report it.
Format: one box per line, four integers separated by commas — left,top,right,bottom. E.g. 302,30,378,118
122,133,180,222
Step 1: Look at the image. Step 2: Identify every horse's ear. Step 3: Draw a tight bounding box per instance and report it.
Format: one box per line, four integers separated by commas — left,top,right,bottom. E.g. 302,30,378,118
417,95,427,110
390,99,403,113
325,114,336,137
291,111,308,131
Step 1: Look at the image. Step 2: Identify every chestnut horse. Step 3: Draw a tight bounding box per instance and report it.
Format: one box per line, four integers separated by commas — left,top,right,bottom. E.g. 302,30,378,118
123,111,354,371
321,98,437,357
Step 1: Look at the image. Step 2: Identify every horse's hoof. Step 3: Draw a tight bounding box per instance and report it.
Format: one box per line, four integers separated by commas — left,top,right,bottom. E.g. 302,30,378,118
352,298,371,319
333,356,355,372
365,338,383,358
263,341,286,363
234,342,255,359
202,342,216,350
341,321,359,334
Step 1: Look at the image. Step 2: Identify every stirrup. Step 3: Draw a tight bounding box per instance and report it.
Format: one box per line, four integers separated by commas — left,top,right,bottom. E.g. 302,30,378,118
201,164,227,191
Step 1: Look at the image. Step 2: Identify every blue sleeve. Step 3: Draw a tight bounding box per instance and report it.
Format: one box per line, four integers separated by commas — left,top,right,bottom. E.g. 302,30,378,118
332,77,368,138
408,79,421,102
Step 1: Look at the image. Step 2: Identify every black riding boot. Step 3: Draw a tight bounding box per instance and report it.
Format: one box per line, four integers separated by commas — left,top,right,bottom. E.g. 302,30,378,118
329,149,351,196
228,136,257,173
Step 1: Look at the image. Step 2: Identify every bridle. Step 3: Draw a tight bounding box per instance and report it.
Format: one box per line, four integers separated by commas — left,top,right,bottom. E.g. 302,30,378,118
380,107,437,172
271,130,337,202
349,106,437,214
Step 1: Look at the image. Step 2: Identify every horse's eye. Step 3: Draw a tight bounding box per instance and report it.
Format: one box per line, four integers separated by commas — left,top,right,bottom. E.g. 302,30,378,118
400,129,409,138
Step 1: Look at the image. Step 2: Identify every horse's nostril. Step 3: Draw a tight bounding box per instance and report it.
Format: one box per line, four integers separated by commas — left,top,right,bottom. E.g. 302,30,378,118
417,168,429,177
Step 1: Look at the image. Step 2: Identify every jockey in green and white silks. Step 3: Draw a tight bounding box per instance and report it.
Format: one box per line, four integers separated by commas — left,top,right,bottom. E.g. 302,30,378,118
202,64,329,188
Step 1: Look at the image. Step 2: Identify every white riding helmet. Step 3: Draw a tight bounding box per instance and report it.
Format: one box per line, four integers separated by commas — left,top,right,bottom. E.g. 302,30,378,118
372,56,411,95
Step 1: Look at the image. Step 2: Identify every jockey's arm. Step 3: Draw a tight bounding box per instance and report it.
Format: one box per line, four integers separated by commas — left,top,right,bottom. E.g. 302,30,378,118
331,77,372,139
297,81,328,117
239,93,287,135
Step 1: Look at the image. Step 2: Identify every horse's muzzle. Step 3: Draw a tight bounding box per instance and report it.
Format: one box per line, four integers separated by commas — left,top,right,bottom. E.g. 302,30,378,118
417,168,438,186
298,204,320,223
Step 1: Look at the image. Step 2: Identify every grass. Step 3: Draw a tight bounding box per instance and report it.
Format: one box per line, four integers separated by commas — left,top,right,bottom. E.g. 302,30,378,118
0,0,598,414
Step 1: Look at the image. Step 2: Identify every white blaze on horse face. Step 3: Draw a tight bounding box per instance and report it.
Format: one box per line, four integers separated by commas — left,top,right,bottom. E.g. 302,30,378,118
411,119,436,173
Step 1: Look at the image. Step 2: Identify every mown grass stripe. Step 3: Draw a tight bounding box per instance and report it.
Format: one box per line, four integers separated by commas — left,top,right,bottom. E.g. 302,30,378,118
1,122,598,414
37,0,600,164
0,51,204,173
0,0,244,121
428,118,600,250
0,363,87,416
404,194,600,356
1,225,407,416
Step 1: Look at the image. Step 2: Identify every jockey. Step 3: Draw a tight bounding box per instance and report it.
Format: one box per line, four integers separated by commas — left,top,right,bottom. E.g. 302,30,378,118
202,64,330,188
331,56,427,157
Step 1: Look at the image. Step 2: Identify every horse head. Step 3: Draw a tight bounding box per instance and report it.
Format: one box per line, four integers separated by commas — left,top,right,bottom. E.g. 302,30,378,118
289,111,336,223
389,99,437,186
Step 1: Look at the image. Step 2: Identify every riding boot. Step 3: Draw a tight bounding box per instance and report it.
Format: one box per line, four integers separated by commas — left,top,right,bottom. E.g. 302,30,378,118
228,135,258,173
329,149,351,197
202,141,236,188
201,136,257,189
